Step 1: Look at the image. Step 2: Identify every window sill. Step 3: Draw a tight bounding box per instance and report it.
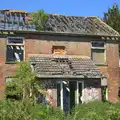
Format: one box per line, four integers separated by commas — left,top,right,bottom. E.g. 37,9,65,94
95,64,108,66
5,61,17,64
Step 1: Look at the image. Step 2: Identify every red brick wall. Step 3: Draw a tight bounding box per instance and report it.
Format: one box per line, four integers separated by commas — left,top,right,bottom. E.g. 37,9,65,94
0,39,5,100
0,34,119,103
25,39,38,60
25,39,91,59
106,43,119,102
0,38,19,99
0,64,4,100
0,36,91,100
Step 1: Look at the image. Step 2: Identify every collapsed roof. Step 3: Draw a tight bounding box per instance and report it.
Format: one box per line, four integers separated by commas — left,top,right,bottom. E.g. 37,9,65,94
44,14,119,36
29,55,102,78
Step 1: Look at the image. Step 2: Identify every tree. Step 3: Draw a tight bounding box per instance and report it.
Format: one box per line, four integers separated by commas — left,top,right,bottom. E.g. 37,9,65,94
30,9,48,31
3,62,53,120
104,3,120,33
6,62,41,101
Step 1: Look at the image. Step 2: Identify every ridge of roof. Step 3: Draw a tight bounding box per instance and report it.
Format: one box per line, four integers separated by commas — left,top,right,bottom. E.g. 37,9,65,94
51,14,97,18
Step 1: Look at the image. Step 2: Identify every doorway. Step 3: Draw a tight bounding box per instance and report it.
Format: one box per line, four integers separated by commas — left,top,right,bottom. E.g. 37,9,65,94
69,81,76,109
57,81,84,112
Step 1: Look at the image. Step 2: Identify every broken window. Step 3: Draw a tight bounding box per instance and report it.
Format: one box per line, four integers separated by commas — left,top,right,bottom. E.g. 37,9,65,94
6,37,24,63
52,46,66,54
91,41,105,64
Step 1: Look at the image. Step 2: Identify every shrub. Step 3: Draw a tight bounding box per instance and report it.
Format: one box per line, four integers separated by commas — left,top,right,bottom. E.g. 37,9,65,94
106,106,120,120
71,101,111,119
0,99,52,120
2,100,120,120
44,108,65,120
70,101,120,120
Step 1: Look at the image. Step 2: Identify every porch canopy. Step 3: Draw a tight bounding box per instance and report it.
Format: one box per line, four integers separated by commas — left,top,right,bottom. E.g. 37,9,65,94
29,55,102,78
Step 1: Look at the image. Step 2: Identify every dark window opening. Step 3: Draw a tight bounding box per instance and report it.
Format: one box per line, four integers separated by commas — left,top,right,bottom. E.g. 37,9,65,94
92,41,104,48
57,83,61,107
6,37,24,63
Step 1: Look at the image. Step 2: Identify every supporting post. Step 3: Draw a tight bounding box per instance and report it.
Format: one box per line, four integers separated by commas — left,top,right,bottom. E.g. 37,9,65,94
77,81,84,104
60,81,63,110
77,81,79,104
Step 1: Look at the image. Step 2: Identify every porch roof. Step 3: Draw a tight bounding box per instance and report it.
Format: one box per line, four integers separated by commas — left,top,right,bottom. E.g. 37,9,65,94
29,55,103,78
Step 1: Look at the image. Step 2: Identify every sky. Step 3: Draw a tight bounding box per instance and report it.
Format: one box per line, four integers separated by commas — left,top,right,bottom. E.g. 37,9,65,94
0,0,120,18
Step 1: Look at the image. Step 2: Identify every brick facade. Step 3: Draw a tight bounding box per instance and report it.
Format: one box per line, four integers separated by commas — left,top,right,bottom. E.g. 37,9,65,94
0,33,119,103
106,43,120,102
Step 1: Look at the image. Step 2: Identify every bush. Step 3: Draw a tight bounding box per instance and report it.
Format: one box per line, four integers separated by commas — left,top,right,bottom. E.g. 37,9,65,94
44,108,65,120
106,106,120,120
70,101,120,120
70,101,110,119
1,100,120,120
0,99,53,120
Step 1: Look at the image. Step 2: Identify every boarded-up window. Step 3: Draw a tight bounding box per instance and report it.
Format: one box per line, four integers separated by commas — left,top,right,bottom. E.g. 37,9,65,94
6,37,24,63
92,49,105,64
91,41,105,64
52,46,65,54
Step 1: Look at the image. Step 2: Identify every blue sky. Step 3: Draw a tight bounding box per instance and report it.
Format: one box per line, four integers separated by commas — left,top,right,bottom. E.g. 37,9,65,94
1,0,120,17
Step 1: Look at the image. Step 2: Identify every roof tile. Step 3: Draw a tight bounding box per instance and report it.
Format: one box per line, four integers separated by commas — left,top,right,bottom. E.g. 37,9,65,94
30,55,102,78
44,15,119,36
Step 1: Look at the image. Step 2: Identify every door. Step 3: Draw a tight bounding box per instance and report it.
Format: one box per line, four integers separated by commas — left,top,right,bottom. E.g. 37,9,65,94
57,81,70,112
63,81,70,112
69,81,76,110
57,81,84,111
69,81,84,109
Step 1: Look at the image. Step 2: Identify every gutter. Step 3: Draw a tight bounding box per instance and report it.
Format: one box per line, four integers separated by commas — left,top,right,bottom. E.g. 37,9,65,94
0,29,120,38
36,75,101,79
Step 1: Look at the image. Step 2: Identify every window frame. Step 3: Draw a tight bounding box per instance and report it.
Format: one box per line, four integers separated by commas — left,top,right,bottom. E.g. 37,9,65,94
6,37,24,64
91,41,106,65
52,46,66,54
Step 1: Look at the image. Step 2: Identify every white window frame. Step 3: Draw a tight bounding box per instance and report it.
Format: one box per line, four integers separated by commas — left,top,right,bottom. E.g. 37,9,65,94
7,37,24,45
6,37,24,62
91,41,106,65
57,81,63,110
77,81,84,104
5,77,13,83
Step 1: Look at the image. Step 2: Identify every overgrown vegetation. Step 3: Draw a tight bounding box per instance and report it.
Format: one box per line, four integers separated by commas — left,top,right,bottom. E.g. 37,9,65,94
6,62,41,101
1,62,120,120
44,101,120,120
30,9,48,31
1,100,120,120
